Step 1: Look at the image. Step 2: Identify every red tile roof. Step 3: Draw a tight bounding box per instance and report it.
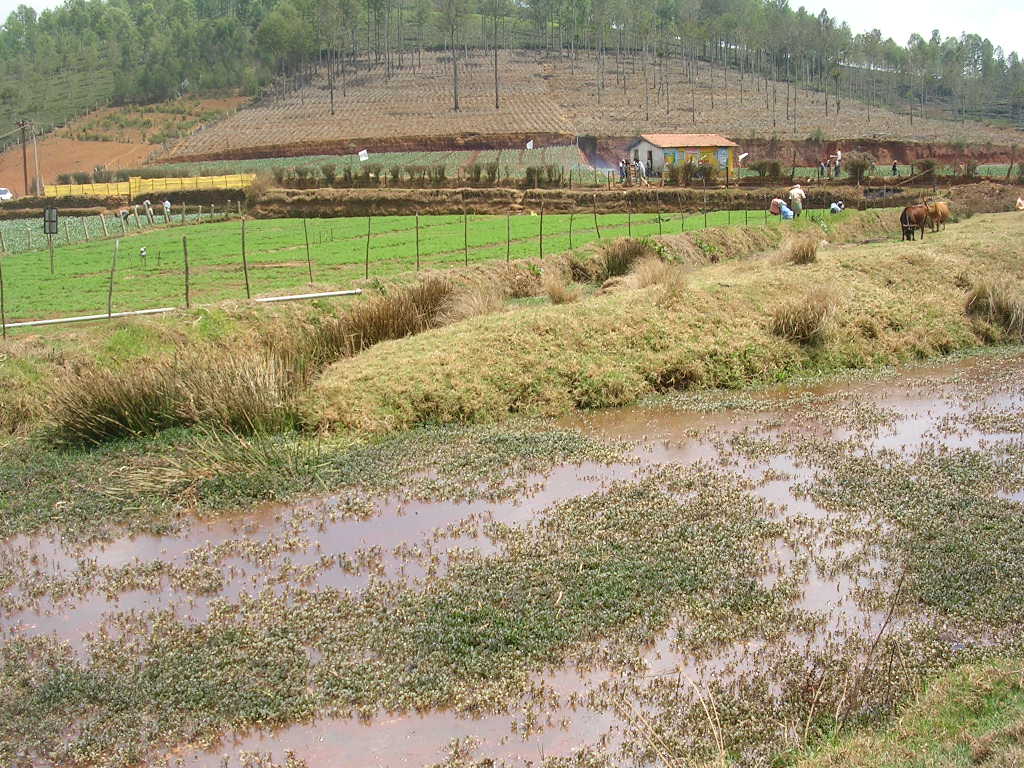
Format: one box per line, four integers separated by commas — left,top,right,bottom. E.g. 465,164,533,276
637,133,738,148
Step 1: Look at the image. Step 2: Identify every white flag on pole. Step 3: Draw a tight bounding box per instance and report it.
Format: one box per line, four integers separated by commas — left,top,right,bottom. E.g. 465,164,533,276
358,149,370,162
526,140,534,150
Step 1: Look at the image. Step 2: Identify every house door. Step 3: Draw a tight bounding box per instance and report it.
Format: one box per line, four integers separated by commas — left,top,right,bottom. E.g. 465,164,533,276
647,150,654,171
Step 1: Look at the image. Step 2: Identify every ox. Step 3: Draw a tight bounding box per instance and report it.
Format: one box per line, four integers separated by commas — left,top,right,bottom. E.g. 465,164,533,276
926,201,951,232
900,204,929,241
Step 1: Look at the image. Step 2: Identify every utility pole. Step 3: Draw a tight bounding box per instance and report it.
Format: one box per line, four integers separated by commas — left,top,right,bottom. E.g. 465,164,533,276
17,120,29,197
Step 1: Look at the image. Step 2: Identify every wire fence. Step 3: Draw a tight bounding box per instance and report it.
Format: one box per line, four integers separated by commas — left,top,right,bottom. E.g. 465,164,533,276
0,200,857,333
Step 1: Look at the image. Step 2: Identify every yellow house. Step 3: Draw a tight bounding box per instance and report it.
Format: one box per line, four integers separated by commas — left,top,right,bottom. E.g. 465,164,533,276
627,134,738,176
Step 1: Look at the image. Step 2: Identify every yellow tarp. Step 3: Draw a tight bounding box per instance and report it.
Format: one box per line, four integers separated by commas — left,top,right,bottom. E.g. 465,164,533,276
44,174,256,198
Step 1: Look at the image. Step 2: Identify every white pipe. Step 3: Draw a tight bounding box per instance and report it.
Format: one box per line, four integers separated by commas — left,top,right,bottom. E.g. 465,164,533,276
3,290,362,329
5,307,177,328
255,289,362,303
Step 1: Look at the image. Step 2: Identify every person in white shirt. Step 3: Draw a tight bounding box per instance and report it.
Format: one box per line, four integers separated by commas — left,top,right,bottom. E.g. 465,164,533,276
788,184,806,217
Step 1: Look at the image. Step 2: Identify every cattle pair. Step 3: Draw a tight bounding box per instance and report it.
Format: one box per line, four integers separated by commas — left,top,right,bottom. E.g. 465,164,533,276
900,201,950,240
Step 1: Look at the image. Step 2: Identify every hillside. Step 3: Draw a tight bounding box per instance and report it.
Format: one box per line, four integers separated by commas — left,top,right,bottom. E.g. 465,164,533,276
165,50,1024,162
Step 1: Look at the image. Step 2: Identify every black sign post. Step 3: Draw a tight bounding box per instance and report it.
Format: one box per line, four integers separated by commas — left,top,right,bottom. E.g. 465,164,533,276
43,207,57,274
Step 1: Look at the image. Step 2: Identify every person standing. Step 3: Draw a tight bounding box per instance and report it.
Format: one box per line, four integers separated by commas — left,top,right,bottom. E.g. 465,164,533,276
788,184,806,217
834,149,843,176
619,159,626,183
892,161,899,177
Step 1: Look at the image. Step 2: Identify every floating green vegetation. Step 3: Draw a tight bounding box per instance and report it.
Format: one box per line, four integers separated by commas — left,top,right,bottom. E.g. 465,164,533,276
0,465,785,766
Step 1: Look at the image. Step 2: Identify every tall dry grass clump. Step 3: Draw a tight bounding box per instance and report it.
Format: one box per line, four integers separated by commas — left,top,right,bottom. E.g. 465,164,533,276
308,276,454,362
783,234,820,265
631,257,680,288
965,278,1024,338
46,348,302,445
592,238,658,282
771,287,837,346
440,281,507,323
543,270,580,304
47,277,462,445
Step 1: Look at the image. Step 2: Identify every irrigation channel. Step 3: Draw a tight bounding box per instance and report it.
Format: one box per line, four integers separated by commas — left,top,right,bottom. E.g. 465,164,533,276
3,350,1022,765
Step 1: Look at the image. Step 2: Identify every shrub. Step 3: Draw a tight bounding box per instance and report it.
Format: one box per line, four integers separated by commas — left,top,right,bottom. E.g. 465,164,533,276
843,152,876,185
92,166,113,183
430,165,447,185
468,163,484,183
320,164,337,185
784,234,820,265
693,161,719,184
770,288,836,345
389,165,402,183
807,127,827,143
484,162,499,184
271,167,287,185
915,158,938,177
965,278,1024,338
72,171,92,184
56,173,72,185
749,159,783,180
524,166,542,188
293,165,312,182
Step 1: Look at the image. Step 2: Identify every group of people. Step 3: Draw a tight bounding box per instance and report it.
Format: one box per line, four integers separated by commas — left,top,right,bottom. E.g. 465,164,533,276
769,184,844,218
618,157,649,186
817,150,843,179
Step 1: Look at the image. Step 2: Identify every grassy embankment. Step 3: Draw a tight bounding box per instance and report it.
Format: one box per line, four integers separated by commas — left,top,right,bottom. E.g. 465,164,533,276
797,662,1024,767
0,208,784,320
306,211,1024,433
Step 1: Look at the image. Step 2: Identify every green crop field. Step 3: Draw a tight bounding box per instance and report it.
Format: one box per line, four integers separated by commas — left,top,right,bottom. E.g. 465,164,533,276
0,207,807,323
146,146,592,182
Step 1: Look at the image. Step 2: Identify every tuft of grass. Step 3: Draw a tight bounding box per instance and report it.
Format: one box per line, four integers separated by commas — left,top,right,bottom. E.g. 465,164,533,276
770,288,836,346
46,347,303,445
784,233,820,265
965,278,1024,339
440,281,507,323
595,237,658,281
543,270,580,304
631,257,681,288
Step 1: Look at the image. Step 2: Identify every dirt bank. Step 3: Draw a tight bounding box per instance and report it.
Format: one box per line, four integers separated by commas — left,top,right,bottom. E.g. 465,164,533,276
157,132,578,165
251,185,923,218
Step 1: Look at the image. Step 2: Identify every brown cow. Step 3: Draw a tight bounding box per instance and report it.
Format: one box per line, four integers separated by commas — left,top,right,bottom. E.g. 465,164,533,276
901,204,929,241
926,201,951,232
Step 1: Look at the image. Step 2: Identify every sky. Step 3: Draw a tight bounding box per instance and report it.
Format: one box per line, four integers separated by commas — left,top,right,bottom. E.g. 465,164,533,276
814,0,1023,57
0,0,1020,60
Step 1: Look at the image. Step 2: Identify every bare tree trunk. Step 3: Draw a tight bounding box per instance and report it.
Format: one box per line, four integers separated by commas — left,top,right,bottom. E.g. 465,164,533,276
452,25,460,111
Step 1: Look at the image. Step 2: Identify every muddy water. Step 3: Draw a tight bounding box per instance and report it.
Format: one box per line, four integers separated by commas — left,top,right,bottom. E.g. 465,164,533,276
4,353,1024,767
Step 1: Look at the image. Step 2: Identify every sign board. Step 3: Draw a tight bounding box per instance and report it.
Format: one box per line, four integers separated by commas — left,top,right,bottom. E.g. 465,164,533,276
358,149,369,162
526,140,534,150
42,207,58,235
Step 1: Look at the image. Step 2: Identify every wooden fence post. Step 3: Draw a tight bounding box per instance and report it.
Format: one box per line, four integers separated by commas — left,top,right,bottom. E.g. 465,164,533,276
133,205,141,229
506,213,511,262
0,230,5,253
627,202,632,237
0,257,6,339
303,218,314,285
463,199,469,266
183,236,191,309
83,218,90,242
657,191,663,235
703,178,708,229
679,192,684,233
241,217,251,299
593,194,601,239
415,212,420,271
569,211,574,250
365,216,371,280
107,240,118,319
538,200,544,259
100,213,109,237
48,235,54,274
27,225,32,251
